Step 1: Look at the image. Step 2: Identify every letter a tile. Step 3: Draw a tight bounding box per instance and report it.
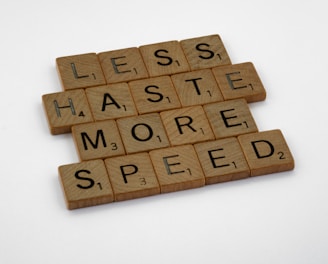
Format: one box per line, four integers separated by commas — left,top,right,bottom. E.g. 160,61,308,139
85,83,137,121
58,159,114,210
238,129,294,176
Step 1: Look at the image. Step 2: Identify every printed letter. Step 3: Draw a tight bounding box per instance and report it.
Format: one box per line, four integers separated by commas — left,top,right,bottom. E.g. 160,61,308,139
251,140,275,159
120,164,138,183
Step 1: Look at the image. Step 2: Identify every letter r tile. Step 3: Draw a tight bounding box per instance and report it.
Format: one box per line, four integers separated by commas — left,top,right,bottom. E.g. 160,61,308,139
149,145,205,193
58,159,114,210
56,53,106,90
160,106,214,146
238,129,294,176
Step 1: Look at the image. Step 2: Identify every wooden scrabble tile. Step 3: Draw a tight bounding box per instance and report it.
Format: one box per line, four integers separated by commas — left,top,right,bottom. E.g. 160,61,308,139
149,145,205,193
129,76,181,114
72,120,125,161
212,62,266,102
171,69,224,107
203,98,258,139
180,34,231,70
238,129,294,176
160,106,214,146
85,83,137,121
194,138,250,184
42,89,94,135
104,153,160,201
56,53,106,90
98,47,149,84
58,159,114,210
139,41,190,77
116,113,170,154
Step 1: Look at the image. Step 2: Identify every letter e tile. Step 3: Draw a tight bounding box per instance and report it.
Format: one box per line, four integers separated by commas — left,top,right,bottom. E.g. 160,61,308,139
98,47,149,84
238,129,294,176
58,160,114,210
212,62,266,103
149,145,205,193
203,99,258,139
104,153,160,201
194,137,250,184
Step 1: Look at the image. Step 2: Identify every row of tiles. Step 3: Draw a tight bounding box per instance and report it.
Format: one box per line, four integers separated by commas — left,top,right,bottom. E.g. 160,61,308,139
59,129,294,210
43,62,266,135
70,99,258,161
56,34,232,91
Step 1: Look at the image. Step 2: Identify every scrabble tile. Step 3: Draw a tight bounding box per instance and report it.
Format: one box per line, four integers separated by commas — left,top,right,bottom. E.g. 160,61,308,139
56,53,106,90
104,153,160,201
149,145,205,193
139,41,190,77
58,159,114,210
238,129,294,176
212,62,266,102
180,34,231,70
203,98,258,139
72,120,125,161
171,69,224,107
129,76,181,114
42,89,94,135
85,83,137,121
160,106,215,146
116,113,170,154
98,47,149,84
194,138,250,184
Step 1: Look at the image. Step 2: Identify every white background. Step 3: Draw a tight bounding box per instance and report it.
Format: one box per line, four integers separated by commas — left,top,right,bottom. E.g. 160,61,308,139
1,0,327,263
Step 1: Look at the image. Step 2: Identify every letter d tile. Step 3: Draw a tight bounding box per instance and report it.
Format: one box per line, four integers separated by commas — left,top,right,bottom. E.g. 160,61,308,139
238,129,294,176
